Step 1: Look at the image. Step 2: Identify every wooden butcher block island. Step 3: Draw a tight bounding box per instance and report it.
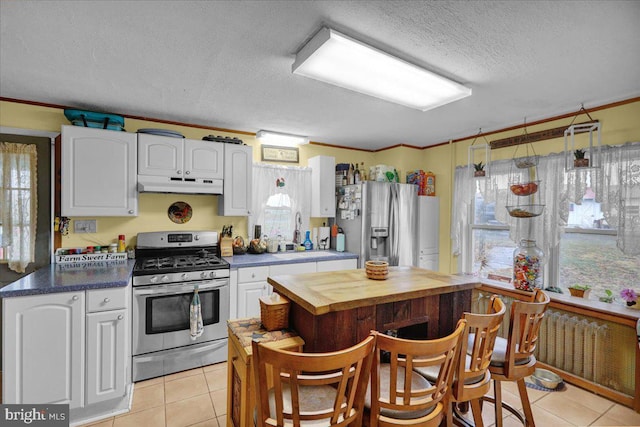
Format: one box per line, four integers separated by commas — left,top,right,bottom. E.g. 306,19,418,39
268,266,479,352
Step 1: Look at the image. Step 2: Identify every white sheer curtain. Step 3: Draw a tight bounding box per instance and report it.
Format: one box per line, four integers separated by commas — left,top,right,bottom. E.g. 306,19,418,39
249,163,311,242
451,142,640,269
596,142,640,255
1,142,37,273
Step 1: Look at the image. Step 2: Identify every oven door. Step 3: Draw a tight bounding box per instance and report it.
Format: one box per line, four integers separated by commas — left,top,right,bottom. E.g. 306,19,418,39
133,278,229,356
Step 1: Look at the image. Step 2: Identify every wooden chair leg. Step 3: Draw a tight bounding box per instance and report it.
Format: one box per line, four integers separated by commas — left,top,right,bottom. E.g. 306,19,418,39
516,378,535,427
470,399,484,427
494,380,503,427
446,400,454,427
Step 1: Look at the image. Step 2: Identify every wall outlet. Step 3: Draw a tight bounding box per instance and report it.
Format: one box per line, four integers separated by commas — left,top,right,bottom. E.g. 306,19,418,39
74,220,97,233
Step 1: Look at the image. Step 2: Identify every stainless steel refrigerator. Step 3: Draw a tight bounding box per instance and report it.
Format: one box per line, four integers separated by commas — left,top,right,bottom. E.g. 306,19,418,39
335,181,418,268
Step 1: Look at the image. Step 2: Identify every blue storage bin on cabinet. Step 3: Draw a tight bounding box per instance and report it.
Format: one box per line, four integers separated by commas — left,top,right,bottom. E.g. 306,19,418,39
64,109,125,131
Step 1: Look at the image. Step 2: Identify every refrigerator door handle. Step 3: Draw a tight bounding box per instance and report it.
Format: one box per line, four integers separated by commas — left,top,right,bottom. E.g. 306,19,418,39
389,184,400,265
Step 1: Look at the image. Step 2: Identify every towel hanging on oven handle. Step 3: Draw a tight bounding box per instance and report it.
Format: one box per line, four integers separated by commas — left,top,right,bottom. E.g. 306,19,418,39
190,285,204,340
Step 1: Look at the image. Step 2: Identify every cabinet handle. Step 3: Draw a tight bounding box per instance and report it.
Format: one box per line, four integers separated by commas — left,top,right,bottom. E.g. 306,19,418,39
104,297,110,303
117,315,124,320
251,273,255,278
185,170,190,175
129,210,134,214
177,170,182,175
72,295,79,301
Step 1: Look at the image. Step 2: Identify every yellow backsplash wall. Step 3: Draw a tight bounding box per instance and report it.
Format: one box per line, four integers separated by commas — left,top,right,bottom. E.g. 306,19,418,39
3,98,638,273
0,100,430,250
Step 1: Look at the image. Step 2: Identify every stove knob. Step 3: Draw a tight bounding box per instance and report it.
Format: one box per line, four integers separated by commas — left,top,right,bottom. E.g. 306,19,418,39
161,275,169,282
150,276,158,283
194,234,200,241
181,273,188,281
209,271,216,278
200,272,208,279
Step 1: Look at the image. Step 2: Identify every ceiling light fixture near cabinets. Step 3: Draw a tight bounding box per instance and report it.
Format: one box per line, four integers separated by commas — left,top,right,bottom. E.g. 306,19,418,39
256,130,309,147
292,27,472,111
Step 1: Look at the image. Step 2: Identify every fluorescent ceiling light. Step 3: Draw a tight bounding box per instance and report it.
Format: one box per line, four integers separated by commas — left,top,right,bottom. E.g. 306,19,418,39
292,27,472,111
256,130,309,146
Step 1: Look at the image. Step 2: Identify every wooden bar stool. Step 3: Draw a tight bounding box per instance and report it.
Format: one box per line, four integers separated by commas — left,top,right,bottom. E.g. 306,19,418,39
251,333,376,427
415,295,506,427
365,320,466,426
484,289,550,427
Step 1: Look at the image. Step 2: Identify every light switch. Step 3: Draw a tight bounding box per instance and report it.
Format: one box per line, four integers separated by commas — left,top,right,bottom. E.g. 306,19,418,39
74,220,97,233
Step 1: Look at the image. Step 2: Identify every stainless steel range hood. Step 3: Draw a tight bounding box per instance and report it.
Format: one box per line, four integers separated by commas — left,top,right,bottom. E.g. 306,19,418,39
137,175,223,195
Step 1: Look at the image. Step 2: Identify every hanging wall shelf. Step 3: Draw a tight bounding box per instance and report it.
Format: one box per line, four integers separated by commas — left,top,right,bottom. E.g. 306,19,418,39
564,105,601,171
468,129,491,178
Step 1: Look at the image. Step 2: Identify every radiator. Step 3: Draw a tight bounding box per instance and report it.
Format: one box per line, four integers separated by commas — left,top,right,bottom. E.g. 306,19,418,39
473,290,635,396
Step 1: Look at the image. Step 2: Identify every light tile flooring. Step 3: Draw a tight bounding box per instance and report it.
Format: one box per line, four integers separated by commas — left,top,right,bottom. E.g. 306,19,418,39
79,362,640,427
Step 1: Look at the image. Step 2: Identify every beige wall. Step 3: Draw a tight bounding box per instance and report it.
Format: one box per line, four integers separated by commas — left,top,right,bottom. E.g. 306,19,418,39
2,99,639,273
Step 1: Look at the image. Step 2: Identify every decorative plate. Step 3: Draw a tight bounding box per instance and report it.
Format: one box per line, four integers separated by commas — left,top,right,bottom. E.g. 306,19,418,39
168,201,192,224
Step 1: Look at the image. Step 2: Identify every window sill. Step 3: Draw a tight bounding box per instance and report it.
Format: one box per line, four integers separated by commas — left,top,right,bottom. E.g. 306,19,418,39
479,278,640,325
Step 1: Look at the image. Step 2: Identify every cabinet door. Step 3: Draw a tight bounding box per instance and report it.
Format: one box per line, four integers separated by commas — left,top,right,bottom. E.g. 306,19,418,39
220,144,253,216
184,139,224,180
62,126,138,216
237,281,268,318
418,196,440,254
137,133,183,178
309,155,336,218
3,292,85,408
86,309,127,404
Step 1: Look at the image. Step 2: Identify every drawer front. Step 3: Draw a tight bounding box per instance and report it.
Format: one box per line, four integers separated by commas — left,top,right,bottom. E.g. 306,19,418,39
270,262,316,276
86,287,127,312
238,266,269,283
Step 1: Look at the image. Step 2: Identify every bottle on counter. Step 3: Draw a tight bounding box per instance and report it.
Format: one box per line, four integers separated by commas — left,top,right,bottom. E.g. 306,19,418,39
118,234,126,252
354,163,361,184
303,231,313,251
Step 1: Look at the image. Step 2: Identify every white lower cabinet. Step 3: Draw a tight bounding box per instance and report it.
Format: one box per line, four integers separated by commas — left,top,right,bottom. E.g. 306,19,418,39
233,258,356,319
3,292,85,408
85,287,129,405
236,266,269,318
2,286,130,416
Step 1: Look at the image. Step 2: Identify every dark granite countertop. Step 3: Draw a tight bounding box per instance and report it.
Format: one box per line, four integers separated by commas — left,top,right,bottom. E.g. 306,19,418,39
0,260,135,298
224,250,358,269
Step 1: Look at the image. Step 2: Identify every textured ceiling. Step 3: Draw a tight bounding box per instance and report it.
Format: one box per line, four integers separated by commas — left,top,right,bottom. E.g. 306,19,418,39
1,1,639,150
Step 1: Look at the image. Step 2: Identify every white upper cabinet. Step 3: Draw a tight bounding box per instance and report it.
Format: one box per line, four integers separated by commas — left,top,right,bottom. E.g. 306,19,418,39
309,155,335,218
219,144,253,216
137,134,223,180
61,125,138,216
137,133,183,178
184,139,224,180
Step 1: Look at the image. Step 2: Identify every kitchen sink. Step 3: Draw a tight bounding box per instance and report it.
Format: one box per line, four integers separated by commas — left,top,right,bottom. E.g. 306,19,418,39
270,251,337,260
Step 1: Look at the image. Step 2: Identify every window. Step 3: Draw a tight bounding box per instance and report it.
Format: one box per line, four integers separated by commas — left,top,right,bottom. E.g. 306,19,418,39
250,164,311,243
0,142,37,272
453,142,640,306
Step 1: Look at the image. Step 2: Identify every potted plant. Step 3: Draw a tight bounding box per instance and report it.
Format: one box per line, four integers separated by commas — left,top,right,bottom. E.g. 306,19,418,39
598,289,615,303
620,288,638,308
574,149,589,167
568,284,591,298
473,162,486,177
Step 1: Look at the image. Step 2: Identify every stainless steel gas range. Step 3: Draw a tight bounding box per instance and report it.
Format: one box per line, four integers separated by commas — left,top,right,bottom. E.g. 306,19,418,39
132,230,229,382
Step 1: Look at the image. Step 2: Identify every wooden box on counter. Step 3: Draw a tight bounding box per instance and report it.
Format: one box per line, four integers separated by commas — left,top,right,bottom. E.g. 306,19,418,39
226,318,304,427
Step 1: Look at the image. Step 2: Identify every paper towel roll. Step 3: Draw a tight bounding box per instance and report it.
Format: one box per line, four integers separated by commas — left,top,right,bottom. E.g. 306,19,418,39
318,227,330,250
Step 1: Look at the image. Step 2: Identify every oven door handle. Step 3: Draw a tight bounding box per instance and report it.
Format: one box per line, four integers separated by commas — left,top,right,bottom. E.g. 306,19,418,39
134,280,228,296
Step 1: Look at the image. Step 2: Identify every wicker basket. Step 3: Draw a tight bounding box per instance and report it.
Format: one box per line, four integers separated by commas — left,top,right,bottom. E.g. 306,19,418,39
365,260,389,280
259,293,290,331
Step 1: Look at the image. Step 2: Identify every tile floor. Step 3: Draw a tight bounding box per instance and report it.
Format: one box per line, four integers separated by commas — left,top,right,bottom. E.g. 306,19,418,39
79,362,640,427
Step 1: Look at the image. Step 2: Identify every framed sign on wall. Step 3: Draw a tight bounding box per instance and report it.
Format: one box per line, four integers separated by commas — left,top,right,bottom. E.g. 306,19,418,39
261,145,299,163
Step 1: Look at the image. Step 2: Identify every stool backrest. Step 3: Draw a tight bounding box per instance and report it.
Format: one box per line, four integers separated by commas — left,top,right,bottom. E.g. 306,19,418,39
454,295,506,398
370,320,466,425
505,289,550,376
252,333,376,427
